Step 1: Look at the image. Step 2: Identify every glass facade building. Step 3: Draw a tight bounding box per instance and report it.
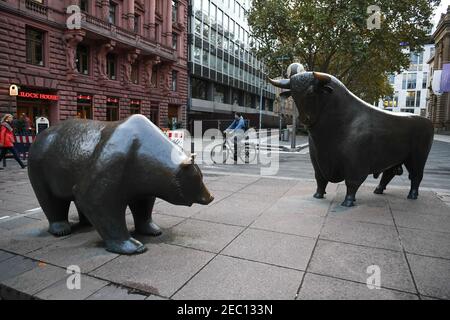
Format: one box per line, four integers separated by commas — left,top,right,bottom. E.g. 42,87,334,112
187,0,277,130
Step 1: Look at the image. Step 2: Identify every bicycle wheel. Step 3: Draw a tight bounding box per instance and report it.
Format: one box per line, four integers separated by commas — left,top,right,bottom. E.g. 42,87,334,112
211,143,230,164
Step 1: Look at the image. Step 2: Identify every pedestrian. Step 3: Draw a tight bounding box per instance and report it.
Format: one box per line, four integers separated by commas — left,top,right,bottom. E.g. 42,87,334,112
0,114,27,170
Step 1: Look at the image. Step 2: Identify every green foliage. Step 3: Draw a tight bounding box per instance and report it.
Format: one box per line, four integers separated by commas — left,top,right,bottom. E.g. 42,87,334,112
248,0,439,102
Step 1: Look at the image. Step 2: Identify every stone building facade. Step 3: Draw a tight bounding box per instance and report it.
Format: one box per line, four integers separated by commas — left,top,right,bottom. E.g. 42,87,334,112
0,0,188,129
427,6,450,131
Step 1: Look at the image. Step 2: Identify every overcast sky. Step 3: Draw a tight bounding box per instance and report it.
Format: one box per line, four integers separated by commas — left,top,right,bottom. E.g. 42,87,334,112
433,0,450,29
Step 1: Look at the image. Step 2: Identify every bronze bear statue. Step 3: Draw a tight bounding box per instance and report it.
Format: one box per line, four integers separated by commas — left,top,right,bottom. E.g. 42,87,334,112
28,115,214,254
270,70,434,207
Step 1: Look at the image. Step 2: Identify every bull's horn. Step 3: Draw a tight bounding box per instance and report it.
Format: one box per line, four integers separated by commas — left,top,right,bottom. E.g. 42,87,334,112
313,72,331,84
268,78,290,89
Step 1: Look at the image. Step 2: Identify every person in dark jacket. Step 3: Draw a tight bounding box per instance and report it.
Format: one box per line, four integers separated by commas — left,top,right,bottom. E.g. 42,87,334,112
0,114,26,170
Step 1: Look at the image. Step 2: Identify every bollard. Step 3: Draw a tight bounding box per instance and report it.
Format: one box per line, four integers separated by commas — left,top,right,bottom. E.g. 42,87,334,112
233,136,238,164
245,135,249,164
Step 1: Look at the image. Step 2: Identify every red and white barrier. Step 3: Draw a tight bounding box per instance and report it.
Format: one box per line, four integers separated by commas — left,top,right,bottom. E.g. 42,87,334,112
15,136,35,144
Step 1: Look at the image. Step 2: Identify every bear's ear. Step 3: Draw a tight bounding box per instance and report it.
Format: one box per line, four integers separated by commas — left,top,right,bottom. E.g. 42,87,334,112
180,157,193,168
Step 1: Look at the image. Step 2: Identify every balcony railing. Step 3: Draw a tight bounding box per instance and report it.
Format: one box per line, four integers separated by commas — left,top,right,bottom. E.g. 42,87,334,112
81,13,176,61
25,0,48,16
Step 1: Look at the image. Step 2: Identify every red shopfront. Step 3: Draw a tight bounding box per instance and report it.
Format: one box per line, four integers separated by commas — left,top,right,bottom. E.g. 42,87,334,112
16,88,59,128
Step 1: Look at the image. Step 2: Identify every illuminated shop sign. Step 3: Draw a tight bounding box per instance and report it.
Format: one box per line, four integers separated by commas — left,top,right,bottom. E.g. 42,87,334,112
18,91,59,101
107,97,119,104
77,95,92,100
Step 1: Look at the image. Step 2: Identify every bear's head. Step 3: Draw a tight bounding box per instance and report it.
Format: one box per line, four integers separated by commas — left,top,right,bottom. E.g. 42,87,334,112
168,155,214,206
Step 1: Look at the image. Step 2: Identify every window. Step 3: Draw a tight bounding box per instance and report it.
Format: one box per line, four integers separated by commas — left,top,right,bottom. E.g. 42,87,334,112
192,77,207,100
214,83,228,103
76,45,89,75
402,73,416,90
172,33,178,50
195,18,201,35
26,27,44,66
150,103,159,125
171,70,178,91
106,97,119,121
416,90,421,107
131,61,139,84
134,14,140,33
151,68,158,87
172,1,178,23
109,1,116,24
194,46,201,63
80,0,88,12
130,100,141,114
106,53,116,80
409,51,423,71
405,91,416,107
422,72,428,89
77,94,93,119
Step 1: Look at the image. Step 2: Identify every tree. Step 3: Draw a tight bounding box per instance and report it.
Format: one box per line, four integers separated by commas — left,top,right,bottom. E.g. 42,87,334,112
248,0,439,103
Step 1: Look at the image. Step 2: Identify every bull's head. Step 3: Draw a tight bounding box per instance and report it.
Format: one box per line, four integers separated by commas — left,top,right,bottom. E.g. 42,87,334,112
269,71,334,127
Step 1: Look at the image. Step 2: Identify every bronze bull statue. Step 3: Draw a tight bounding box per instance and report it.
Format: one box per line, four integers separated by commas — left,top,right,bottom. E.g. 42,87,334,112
270,70,434,207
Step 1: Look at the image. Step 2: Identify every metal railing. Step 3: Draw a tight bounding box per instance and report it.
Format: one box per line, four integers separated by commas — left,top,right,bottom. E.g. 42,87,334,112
25,0,48,16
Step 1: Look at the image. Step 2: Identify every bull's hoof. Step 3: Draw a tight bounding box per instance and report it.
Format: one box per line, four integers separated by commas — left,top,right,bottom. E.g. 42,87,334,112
407,190,418,200
105,238,147,255
341,198,355,207
313,192,325,199
48,221,72,237
135,221,162,236
374,186,384,195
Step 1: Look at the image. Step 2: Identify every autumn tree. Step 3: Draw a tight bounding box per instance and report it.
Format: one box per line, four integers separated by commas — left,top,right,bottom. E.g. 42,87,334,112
248,0,439,103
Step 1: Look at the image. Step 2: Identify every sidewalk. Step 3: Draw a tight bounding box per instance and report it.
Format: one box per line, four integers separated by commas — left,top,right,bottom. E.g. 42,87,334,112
435,134,450,144
1,169,450,300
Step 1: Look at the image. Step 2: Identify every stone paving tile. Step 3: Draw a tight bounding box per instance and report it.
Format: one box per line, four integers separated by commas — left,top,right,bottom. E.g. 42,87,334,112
297,273,418,300
166,219,243,253
238,179,297,197
90,243,214,297
126,213,185,231
0,218,68,255
387,190,450,216
308,240,416,293
267,195,331,217
28,230,118,273
194,193,275,226
35,275,108,300
172,255,304,300
251,210,324,238
320,218,402,251
153,201,206,218
328,202,395,226
407,253,450,299
86,284,148,300
0,255,38,282
2,263,67,296
222,228,315,270
0,216,41,231
392,211,450,234
205,181,251,193
0,250,14,263
215,175,260,185
398,227,450,259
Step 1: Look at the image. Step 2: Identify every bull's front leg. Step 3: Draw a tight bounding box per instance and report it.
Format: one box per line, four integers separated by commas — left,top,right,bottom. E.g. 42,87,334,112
342,178,366,207
310,147,328,199
313,169,328,199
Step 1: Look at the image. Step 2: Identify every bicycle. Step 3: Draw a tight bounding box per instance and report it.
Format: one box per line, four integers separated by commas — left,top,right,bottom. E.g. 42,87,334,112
210,132,257,164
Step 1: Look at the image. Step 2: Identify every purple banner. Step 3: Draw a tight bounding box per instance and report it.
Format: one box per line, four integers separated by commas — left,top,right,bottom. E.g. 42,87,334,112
441,63,450,92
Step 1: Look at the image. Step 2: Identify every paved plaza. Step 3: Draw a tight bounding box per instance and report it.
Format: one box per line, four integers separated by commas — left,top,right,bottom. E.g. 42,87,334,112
1,165,450,300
